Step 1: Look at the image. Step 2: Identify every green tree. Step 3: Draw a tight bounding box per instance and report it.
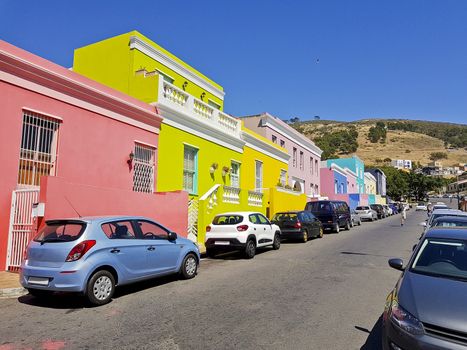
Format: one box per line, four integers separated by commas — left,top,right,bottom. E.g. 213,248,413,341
429,152,448,161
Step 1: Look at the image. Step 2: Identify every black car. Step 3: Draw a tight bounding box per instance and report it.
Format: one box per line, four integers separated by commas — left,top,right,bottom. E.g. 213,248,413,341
304,200,351,233
370,204,385,219
271,211,323,242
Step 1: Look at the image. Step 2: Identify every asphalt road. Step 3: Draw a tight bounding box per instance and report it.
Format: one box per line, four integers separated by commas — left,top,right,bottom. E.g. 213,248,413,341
0,203,451,350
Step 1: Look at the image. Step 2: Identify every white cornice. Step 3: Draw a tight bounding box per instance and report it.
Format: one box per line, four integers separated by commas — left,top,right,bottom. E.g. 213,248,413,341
259,114,323,157
330,163,347,177
155,102,244,153
242,132,289,164
364,172,376,182
129,36,225,100
344,167,357,178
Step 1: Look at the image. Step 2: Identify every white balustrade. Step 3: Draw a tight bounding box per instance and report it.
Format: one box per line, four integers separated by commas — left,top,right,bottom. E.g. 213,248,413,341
158,79,240,137
248,191,263,207
222,186,240,204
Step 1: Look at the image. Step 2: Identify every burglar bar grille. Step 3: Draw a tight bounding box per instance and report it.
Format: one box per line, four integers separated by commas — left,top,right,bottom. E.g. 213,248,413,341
133,143,155,193
17,111,60,187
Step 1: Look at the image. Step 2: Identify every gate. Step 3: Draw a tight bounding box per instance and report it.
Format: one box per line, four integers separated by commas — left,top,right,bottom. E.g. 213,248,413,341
187,198,199,243
6,189,40,270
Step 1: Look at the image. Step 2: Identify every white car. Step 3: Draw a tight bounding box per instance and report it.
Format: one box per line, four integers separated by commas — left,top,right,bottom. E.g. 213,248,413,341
416,203,428,211
205,212,281,259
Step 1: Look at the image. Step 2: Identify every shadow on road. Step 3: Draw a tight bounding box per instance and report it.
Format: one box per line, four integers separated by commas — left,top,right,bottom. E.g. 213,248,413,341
341,251,393,258
358,314,383,350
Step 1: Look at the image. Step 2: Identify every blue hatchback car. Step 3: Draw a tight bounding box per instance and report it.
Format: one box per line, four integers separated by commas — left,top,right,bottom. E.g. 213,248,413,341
20,216,200,305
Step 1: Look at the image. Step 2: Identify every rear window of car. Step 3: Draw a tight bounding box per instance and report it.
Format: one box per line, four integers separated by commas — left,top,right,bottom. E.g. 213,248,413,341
356,206,369,210
34,221,86,243
272,213,298,222
308,201,332,213
213,215,243,225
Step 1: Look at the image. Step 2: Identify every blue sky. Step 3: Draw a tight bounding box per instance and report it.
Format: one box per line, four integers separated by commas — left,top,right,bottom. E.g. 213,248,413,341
1,0,466,124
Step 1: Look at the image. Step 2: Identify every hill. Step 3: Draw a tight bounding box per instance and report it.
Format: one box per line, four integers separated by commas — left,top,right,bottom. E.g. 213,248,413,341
294,119,467,166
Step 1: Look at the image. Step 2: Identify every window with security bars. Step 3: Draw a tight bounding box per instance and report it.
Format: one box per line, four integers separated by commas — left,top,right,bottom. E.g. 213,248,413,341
17,111,60,187
255,160,263,192
230,161,240,188
183,146,198,194
133,144,156,193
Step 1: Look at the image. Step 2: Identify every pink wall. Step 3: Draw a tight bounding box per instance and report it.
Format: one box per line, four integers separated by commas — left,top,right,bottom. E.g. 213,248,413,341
346,174,357,194
320,168,335,197
38,177,188,236
359,194,369,206
243,115,321,196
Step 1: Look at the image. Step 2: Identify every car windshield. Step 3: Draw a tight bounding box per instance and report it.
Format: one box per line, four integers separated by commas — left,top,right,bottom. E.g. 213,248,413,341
433,219,467,228
356,206,369,210
272,213,298,222
430,213,465,226
411,238,467,281
34,221,86,243
212,215,243,225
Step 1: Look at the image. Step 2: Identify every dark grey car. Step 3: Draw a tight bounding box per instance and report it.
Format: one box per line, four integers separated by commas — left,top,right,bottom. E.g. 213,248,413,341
382,228,467,350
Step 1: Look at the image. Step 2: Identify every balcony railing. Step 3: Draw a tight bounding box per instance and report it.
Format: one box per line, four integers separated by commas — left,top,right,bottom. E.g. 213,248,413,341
223,186,241,204
248,191,263,207
158,79,241,137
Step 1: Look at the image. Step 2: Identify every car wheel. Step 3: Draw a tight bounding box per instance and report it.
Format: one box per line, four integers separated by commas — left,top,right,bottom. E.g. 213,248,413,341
272,233,281,250
358,220,361,226
350,220,354,227
180,253,198,279
302,229,308,243
86,270,115,306
244,239,256,259
318,227,324,238
334,224,340,233
206,248,216,258
27,288,51,298
345,220,351,231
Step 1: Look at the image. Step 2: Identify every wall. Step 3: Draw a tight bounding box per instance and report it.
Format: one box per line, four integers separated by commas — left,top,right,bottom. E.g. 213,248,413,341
73,31,224,109
346,173,357,194
327,157,364,193
320,168,335,197
333,171,348,194
156,123,242,196
39,177,188,236
269,187,308,216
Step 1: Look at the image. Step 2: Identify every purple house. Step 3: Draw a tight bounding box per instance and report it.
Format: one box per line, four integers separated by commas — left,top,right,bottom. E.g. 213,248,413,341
241,113,322,197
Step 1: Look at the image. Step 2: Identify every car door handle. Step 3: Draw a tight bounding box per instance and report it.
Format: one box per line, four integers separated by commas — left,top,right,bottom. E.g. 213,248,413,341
147,246,156,251
110,249,120,253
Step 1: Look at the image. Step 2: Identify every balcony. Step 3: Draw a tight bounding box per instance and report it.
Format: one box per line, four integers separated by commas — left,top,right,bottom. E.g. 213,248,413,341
156,78,241,138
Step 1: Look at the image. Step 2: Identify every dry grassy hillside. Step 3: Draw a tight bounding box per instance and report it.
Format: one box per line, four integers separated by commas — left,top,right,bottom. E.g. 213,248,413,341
301,120,467,166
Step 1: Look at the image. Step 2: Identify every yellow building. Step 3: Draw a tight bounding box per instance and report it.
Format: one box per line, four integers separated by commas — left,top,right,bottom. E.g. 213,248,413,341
73,31,306,248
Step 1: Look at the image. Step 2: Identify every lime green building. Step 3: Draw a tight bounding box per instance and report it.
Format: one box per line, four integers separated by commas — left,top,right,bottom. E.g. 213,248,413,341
73,31,307,247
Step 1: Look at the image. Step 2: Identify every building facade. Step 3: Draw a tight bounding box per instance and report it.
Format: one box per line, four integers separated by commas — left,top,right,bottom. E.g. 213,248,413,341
391,159,412,170
0,40,188,270
326,156,365,193
366,168,387,196
240,113,322,197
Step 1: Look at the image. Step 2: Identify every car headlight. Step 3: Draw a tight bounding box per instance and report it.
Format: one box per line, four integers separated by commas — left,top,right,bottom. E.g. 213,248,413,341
390,300,424,335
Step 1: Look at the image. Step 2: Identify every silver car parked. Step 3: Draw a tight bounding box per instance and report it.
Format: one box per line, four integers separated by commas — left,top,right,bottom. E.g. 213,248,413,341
355,206,377,221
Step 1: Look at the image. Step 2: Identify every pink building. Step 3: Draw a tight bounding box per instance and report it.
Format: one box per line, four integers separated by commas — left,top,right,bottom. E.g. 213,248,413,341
241,113,322,197
344,168,357,194
0,41,187,271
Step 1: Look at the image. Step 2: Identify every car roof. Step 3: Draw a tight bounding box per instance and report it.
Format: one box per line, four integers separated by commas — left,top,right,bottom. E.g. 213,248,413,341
45,215,161,224
432,208,461,214
214,211,262,216
425,227,467,239
274,211,302,214
433,216,467,222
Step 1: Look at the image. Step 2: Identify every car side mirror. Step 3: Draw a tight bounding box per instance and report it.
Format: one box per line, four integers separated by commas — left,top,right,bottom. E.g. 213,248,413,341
388,258,404,271
168,232,177,241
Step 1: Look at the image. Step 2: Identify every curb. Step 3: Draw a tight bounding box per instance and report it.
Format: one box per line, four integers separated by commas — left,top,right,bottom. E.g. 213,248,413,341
0,287,27,298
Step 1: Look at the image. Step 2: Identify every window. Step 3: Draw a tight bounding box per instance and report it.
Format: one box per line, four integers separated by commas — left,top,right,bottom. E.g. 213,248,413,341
18,111,60,187
183,145,198,194
293,148,297,167
280,170,287,186
133,143,156,193
310,183,315,196
213,215,243,225
280,140,285,148
315,184,319,195
157,70,174,84
33,221,86,243
208,100,221,110
300,151,304,170
256,214,270,225
101,221,136,239
272,135,277,144
255,160,263,192
315,160,318,175
136,220,169,240
310,157,313,174
249,214,259,224
334,180,338,193
230,161,240,188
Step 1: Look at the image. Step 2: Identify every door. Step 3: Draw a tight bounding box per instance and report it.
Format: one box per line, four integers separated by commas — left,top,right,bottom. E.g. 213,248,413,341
135,220,180,275
101,220,149,281
248,214,262,244
256,213,273,245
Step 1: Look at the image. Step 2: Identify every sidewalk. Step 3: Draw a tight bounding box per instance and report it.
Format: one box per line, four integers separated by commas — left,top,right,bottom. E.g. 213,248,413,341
0,271,26,298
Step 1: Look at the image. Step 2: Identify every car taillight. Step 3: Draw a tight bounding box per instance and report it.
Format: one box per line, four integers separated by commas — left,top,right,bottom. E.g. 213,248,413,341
65,240,96,262
294,222,302,228
206,226,211,232
237,225,249,232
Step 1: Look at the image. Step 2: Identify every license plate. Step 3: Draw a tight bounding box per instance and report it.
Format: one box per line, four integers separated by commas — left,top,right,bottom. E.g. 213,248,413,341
215,241,230,245
28,277,49,286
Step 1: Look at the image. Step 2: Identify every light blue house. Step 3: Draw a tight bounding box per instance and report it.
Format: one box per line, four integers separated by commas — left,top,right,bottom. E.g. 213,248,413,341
326,156,365,193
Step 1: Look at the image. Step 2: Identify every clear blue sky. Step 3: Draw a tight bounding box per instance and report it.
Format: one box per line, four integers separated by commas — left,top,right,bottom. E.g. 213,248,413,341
1,0,466,124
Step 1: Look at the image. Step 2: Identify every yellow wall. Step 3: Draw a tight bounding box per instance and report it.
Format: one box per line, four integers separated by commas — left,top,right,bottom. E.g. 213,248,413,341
157,123,241,195
269,187,308,217
73,31,224,109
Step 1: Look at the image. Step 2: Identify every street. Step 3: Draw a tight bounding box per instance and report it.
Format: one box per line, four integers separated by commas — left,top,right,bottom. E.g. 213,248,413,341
0,208,442,349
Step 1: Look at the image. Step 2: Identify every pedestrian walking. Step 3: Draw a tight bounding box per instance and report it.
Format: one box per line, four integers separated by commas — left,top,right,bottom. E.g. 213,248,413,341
401,205,407,226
